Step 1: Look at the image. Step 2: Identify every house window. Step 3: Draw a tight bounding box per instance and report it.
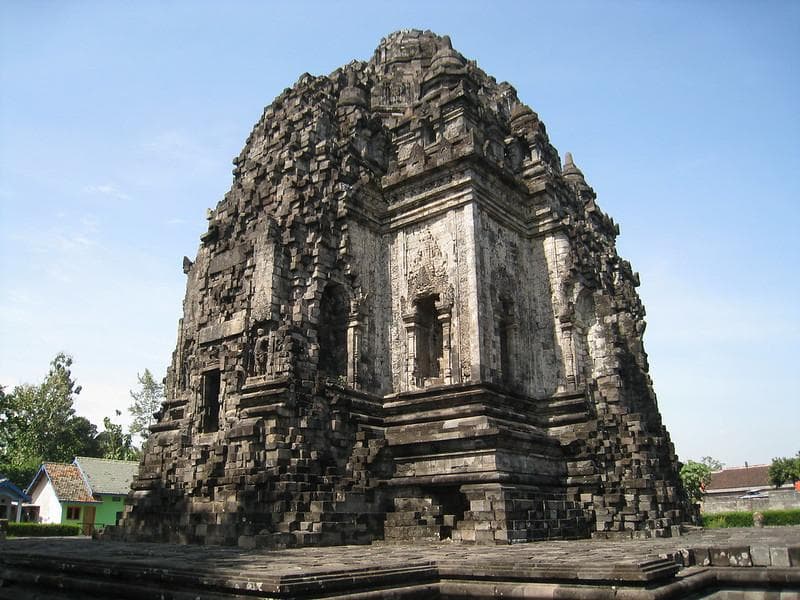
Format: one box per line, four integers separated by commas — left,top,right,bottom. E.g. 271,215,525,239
66,506,81,520
200,369,221,432
113,496,121,502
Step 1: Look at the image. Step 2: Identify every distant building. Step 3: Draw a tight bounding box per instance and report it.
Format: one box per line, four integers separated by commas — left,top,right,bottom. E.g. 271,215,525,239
0,476,31,522
26,457,137,533
702,464,799,514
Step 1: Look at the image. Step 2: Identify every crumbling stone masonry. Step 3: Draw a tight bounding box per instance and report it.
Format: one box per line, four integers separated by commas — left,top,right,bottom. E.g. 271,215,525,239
121,30,691,548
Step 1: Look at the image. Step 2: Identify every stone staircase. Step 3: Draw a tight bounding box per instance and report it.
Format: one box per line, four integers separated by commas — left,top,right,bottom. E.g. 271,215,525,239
453,485,590,544
384,496,457,542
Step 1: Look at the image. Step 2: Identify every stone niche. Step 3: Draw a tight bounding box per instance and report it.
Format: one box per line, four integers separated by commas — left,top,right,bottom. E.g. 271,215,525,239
120,30,692,548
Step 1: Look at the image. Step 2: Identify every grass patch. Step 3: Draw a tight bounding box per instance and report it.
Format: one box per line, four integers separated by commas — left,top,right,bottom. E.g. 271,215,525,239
7,522,81,537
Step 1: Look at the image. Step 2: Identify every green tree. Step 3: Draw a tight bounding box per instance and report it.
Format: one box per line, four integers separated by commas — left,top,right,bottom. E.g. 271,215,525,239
700,456,724,471
768,452,800,488
128,369,164,441
680,460,714,503
96,410,139,461
0,354,100,487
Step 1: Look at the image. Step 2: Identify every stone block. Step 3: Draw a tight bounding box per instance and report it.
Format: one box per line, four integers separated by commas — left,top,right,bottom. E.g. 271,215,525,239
709,546,752,567
750,544,771,567
474,530,496,544
770,546,791,567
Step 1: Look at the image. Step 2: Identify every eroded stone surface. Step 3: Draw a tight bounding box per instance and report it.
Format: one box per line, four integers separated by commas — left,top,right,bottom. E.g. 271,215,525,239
121,30,691,548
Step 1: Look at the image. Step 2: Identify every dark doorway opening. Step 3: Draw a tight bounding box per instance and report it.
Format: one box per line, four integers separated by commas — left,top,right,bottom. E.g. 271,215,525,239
318,283,348,380
415,294,443,383
498,298,514,386
200,369,221,432
431,485,469,540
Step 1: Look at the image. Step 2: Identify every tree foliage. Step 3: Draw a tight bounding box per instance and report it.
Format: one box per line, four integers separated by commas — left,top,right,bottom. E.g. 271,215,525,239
700,456,724,471
680,459,718,503
128,369,164,441
96,410,139,461
768,452,800,488
0,354,100,487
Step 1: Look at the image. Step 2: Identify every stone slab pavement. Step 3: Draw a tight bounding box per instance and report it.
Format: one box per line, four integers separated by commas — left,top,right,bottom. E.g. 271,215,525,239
0,527,798,599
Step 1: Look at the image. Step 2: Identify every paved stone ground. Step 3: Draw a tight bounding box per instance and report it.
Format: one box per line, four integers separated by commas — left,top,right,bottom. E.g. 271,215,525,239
1,527,798,598
3,527,798,570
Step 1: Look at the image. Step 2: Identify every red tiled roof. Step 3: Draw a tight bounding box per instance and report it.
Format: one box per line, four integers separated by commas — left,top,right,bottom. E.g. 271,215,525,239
707,465,770,492
42,462,97,503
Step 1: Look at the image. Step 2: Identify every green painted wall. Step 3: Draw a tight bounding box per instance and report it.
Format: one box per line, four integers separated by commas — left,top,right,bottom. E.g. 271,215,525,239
61,495,124,527
94,494,126,527
61,504,85,524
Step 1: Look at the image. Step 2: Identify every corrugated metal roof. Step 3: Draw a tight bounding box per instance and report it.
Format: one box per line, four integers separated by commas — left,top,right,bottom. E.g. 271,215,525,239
0,476,31,502
74,456,138,495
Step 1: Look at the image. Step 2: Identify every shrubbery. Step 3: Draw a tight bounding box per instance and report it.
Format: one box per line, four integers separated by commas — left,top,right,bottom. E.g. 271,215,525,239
702,509,800,528
762,509,800,526
7,522,81,537
702,511,754,528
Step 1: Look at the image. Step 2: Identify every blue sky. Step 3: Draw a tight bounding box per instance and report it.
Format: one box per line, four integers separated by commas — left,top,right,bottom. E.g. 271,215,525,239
1,1,798,466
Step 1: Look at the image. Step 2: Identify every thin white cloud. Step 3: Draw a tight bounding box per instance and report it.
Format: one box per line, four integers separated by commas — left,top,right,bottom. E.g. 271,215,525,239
9,228,98,254
83,183,131,201
74,380,134,431
142,130,215,169
14,212,97,247
57,233,96,251
0,300,33,328
0,289,38,330
3,212,103,292
44,266,75,284
80,215,100,232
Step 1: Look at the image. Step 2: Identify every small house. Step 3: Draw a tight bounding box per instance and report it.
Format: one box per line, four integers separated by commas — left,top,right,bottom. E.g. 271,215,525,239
703,464,800,514
73,456,138,530
26,457,137,533
0,475,31,522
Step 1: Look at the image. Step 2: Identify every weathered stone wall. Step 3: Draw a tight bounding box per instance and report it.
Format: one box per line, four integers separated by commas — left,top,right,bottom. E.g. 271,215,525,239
473,205,557,396
121,30,691,548
388,209,476,391
703,489,800,514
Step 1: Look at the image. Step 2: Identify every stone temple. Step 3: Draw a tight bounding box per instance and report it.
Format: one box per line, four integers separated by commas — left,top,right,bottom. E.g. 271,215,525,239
122,30,691,547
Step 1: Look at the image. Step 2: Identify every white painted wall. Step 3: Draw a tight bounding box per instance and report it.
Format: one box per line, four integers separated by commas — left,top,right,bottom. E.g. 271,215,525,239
28,477,62,523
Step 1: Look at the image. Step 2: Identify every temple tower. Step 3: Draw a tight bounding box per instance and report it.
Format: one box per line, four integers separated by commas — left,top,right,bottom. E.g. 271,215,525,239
122,30,691,547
